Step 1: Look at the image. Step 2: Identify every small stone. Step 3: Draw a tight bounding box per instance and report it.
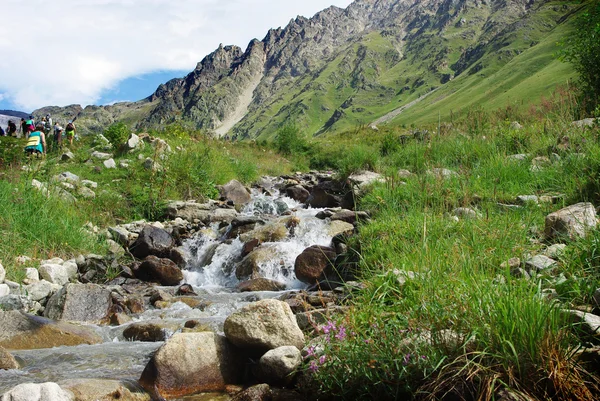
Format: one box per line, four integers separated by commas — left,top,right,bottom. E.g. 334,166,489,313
103,158,117,169
500,257,521,269
524,255,557,272
25,268,40,282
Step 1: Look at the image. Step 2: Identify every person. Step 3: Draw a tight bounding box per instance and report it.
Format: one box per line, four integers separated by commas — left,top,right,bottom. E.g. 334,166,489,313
0,126,5,136
65,120,76,146
7,120,17,137
24,123,46,155
19,118,26,138
44,115,52,137
54,122,63,149
24,116,35,139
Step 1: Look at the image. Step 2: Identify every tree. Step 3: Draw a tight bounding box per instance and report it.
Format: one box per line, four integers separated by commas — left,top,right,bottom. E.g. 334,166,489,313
561,1,600,113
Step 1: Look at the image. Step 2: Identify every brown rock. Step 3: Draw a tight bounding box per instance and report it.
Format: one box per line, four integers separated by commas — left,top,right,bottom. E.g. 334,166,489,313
135,255,183,286
237,278,286,292
294,246,336,284
285,185,310,203
129,225,174,259
0,346,19,370
218,180,251,205
61,379,151,401
123,322,180,342
231,384,272,401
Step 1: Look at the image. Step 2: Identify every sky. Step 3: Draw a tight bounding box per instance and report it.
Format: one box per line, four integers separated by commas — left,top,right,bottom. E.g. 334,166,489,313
0,0,354,113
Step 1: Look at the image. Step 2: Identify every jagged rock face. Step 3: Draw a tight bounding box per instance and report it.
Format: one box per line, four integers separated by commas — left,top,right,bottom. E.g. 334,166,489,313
33,0,573,138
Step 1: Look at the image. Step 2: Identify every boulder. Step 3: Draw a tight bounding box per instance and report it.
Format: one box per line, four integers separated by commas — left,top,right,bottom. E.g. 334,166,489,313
164,201,212,222
237,278,286,292
211,208,239,224
545,202,597,241
331,210,369,225
224,299,305,352
135,256,183,286
285,185,310,203
235,245,280,280
129,225,174,259
60,379,150,401
38,263,72,286
326,220,354,237
294,246,337,284
218,180,251,205
255,346,302,385
239,222,289,243
103,158,117,169
0,295,42,314
25,280,60,302
122,322,180,342
0,382,73,401
108,226,130,246
126,133,141,150
0,346,19,370
0,310,102,350
139,332,241,399
44,283,112,323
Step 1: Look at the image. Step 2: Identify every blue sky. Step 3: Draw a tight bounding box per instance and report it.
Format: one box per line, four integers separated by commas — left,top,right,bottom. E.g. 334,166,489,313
0,0,353,113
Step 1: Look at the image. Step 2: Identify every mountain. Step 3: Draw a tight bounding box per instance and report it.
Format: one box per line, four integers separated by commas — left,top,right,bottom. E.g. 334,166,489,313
34,0,585,139
0,110,29,119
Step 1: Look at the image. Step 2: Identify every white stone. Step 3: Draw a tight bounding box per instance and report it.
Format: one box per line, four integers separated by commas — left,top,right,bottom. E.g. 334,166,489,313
56,172,80,183
545,202,597,241
25,268,39,282
126,133,140,150
81,180,98,189
77,186,96,199
103,158,116,169
25,280,59,302
38,264,70,286
0,382,74,401
0,263,5,283
91,151,113,160
0,284,10,297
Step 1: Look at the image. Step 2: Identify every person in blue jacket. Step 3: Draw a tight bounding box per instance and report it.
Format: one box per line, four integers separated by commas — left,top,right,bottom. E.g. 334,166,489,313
24,123,47,155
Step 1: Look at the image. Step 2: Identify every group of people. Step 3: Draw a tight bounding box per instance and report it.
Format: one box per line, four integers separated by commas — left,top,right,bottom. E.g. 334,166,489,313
1,114,76,155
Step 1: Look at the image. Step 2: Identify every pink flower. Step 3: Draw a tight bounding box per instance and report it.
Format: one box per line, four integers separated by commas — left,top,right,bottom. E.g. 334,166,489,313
335,326,347,341
319,355,327,365
309,360,319,373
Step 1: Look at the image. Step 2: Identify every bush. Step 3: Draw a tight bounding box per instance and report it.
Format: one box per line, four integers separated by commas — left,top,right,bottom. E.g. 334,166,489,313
274,124,306,155
103,122,130,148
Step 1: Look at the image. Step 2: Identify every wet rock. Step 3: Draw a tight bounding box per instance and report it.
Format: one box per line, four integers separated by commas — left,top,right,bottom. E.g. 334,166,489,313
240,221,289,243
176,284,197,296
235,245,280,280
294,246,336,284
135,256,183,286
224,299,305,352
164,201,212,222
237,278,286,292
545,202,597,241
129,225,174,259
122,322,180,342
255,346,302,386
0,310,102,350
241,238,261,258
285,185,310,203
0,382,74,401
44,283,112,323
139,332,242,399
169,247,187,269
218,180,251,205
331,210,369,225
60,379,150,401
0,346,19,370
231,384,272,401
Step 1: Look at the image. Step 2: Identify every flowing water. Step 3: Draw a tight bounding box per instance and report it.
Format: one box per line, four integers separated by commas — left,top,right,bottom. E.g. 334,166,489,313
0,179,334,395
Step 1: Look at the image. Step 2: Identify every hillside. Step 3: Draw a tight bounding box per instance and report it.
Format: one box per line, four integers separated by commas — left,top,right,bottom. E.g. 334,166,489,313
34,0,583,138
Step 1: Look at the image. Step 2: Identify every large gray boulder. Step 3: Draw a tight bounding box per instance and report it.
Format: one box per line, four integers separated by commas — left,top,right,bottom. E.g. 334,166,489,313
255,345,302,385
38,263,76,286
545,202,597,241
139,332,241,399
0,310,102,350
224,299,305,352
0,382,73,401
44,283,112,323
60,379,150,401
218,180,251,205
129,225,174,259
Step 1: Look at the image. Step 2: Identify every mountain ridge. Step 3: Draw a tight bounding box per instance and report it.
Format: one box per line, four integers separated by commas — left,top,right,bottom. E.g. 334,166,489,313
34,0,582,138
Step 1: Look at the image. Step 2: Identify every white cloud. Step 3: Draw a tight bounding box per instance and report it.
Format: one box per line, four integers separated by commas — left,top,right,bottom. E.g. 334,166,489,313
0,0,353,111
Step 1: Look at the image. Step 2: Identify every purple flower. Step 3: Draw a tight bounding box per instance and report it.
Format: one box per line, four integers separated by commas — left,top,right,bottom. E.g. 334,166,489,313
309,360,319,373
403,354,411,366
305,345,316,358
322,321,336,334
319,355,327,365
335,326,347,341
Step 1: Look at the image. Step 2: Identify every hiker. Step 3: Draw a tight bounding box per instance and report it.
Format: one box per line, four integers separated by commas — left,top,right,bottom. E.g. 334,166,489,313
7,120,17,137
24,123,46,155
44,115,52,136
65,120,76,146
19,118,26,138
24,116,35,139
0,126,5,136
54,122,63,149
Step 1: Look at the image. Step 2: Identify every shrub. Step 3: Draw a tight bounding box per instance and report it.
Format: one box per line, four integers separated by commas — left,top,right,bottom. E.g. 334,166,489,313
274,124,306,155
103,122,130,148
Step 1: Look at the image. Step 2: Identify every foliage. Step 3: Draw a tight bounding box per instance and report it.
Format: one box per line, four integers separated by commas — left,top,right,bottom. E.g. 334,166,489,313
103,122,130,148
273,124,306,155
560,1,600,112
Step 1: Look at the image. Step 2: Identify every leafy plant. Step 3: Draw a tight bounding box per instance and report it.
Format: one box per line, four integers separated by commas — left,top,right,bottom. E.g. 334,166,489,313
103,122,130,148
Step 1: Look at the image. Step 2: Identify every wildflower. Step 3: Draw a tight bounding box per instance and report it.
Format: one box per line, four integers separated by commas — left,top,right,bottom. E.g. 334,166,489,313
309,360,319,373
305,345,316,358
403,353,411,366
322,320,336,334
335,326,347,341
319,355,327,365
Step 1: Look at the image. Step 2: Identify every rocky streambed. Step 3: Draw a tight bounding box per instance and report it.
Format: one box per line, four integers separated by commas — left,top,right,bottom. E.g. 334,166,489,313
0,172,377,400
